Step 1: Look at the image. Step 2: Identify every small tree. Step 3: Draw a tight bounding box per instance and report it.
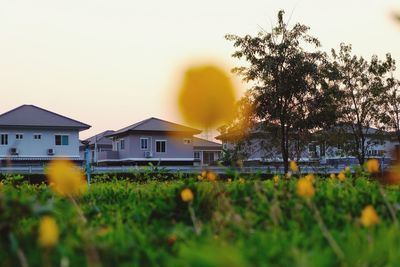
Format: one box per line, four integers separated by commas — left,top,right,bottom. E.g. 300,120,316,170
331,44,396,164
226,10,339,172
381,78,400,144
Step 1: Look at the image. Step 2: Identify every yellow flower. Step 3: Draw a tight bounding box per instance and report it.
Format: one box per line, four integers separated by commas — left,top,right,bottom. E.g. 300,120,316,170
227,178,232,182
360,205,379,227
305,174,315,183
181,188,194,202
207,171,217,182
197,175,204,181
338,171,346,182
46,160,87,197
297,178,315,199
285,172,292,179
273,175,280,184
366,159,379,173
178,64,236,128
330,173,336,180
201,170,207,178
239,177,245,184
38,216,59,248
290,160,298,173
344,166,351,173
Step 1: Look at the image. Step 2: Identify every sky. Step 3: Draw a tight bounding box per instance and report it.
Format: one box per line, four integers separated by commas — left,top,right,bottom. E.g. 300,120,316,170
0,0,399,139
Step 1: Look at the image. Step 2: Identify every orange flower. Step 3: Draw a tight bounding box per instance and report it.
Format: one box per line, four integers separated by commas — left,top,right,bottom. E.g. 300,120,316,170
207,171,217,182
290,160,298,173
38,216,59,248
297,177,315,199
338,171,346,182
181,188,194,202
360,205,379,227
366,159,379,173
46,159,87,197
305,174,315,183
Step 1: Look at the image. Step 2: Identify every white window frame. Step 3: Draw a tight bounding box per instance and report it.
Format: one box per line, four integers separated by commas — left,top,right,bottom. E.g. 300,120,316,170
0,133,8,145
16,133,24,140
34,134,42,140
140,137,149,150
155,140,167,153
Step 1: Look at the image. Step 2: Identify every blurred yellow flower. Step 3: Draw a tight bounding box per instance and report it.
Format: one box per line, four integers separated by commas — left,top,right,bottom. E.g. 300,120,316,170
177,64,236,128
38,216,59,248
290,160,298,173
201,170,207,178
46,160,87,197
207,171,217,182
197,175,204,181
305,174,315,183
297,178,315,199
227,178,232,183
366,159,379,173
344,166,351,173
360,205,379,227
273,175,280,184
285,172,292,179
330,173,336,180
338,172,346,182
239,177,245,184
181,188,194,202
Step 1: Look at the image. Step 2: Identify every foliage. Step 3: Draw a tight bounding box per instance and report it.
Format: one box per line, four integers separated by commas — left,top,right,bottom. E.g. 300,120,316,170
1,171,400,266
225,10,340,172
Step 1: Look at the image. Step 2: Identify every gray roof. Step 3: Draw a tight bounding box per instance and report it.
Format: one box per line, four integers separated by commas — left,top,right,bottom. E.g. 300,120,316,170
193,137,222,148
83,130,114,145
107,117,201,137
0,105,91,130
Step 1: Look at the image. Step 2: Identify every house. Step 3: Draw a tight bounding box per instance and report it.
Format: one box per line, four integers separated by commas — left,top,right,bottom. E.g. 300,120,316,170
79,130,114,164
217,122,398,166
0,105,90,166
97,117,202,165
193,137,222,166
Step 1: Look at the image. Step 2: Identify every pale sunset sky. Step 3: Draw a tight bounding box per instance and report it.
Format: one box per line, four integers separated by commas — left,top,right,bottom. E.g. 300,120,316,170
0,0,399,139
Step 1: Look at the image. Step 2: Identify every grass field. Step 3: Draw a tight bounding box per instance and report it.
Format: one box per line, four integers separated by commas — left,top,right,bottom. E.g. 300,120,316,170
1,165,400,267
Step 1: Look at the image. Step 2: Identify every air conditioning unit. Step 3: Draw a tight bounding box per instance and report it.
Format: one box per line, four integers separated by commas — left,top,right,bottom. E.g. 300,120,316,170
144,151,153,158
9,148,18,155
48,148,55,155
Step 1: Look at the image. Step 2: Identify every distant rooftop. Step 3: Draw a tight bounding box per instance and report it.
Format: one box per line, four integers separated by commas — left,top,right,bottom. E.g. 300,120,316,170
107,117,201,137
193,137,222,148
0,105,91,130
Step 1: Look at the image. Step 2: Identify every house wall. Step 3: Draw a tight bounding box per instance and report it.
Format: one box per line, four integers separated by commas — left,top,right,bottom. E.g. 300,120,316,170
112,133,194,160
0,128,80,158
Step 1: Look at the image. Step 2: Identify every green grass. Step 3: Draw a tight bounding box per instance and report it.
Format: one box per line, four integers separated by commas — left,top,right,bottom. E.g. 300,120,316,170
1,174,400,267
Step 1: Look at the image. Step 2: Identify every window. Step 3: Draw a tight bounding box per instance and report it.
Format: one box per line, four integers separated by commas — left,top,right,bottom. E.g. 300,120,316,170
34,134,42,140
183,138,191,145
55,135,69,146
120,139,125,150
155,140,166,153
194,151,200,159
16,134,23,140
1,134,8,145
140,138,149,150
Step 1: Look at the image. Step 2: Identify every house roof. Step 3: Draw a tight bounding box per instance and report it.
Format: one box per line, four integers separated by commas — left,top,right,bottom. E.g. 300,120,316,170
193,137,222,148
107,117,201,137
0,105,90,130
83,130,115,145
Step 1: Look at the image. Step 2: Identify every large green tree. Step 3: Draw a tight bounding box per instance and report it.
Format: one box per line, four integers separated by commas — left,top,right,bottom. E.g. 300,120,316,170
331,44,396,164
226,10,339,172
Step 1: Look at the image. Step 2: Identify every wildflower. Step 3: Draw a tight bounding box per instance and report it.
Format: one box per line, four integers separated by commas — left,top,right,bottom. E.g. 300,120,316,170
167,234,177,246
330,173,336,180
239,177,245,184
344,166,351,173
338,172,346,182
305,174,315,183
366,159,379,173
197,175,204,181
285,172,292,179
178,65,236,128
384,163,400,185
181,188,194,202
38,216,59,248
360,205,379,227
201,170,207,178
46,160,87,197
290,160,298,173
273,175,280,184
227,178,232,182
207,171,217,182
297,177,315,199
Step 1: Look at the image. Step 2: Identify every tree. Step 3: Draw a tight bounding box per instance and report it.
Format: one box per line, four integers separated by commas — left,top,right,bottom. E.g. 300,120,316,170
331,44,396,165
226,10,339,172
381,78,400,144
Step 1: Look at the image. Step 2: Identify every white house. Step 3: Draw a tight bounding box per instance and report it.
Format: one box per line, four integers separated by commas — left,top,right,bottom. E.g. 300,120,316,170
0,105,90,166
